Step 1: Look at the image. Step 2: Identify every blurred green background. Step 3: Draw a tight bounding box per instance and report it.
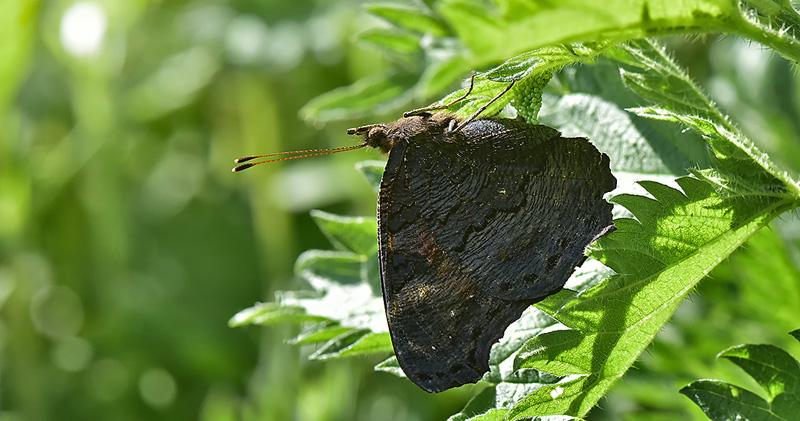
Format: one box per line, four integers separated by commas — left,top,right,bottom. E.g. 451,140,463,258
3,0,800,420
1,0,458,420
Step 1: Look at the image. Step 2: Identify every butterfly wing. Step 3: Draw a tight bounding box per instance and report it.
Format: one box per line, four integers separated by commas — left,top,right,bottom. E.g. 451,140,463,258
377,118,615,393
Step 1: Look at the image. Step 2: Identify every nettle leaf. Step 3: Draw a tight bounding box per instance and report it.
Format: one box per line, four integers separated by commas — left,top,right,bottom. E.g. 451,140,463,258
310,209,378,256
619,40,799,195
438,0,733,62
680,330,800,420
229,302,329,326
291,325,354,345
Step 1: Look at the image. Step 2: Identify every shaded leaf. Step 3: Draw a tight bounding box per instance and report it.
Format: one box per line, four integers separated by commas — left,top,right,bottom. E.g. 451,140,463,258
375,356,404,378
311,330,393,360
291,325,354,345
355,160,385,192
359,28,422,55
718,344,800,399
300,73,418,122
229,302,330,327
364,3,451,36
681,380,782,421
310,210,378,256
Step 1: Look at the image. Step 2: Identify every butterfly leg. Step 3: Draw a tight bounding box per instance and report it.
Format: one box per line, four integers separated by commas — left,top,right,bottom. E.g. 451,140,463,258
403,75,476,117
452,79,516,133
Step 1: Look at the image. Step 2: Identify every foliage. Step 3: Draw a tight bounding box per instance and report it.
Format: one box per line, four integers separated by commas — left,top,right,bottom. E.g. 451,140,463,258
681,329,800,420
232,0,800,420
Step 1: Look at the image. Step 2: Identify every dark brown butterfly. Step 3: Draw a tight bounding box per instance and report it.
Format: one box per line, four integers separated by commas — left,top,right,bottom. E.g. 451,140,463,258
234,79,616,393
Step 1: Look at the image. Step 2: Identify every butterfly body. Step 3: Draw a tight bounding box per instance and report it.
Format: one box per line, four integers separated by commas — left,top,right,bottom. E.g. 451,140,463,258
352,112,616,393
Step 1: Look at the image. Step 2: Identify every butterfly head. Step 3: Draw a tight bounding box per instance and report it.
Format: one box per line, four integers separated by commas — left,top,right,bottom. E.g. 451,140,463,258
347,123,393,154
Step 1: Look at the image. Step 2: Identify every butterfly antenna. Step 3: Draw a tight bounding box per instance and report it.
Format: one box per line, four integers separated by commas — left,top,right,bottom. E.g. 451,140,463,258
232,143,368,172
453,79,516,133
403,75,477,117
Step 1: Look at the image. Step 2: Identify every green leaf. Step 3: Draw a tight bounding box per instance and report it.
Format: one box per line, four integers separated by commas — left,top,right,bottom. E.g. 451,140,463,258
375,356,403,377
358,28,422,55
432,0,800,68
291,326,355,345
228,302,330,327
448,372,581,421
717,344,800,399
680,380,785,421
449,407,509,421
310,210,378,256
681,331,800,420
310,330,393,360
364,3,451,37
416,55,470,99
294,250,365,286
437,0,738,64
300,73,418,122
355,160,385,192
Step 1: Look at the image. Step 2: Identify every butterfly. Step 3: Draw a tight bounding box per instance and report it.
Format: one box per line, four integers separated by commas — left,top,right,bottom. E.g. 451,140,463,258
234,78,616,393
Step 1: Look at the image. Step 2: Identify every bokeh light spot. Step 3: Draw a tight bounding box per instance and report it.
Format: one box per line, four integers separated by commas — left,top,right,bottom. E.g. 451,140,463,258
89,359,129,401
139,367,177,409
52,336,93,372
59,2,107,57
30,285,84,339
